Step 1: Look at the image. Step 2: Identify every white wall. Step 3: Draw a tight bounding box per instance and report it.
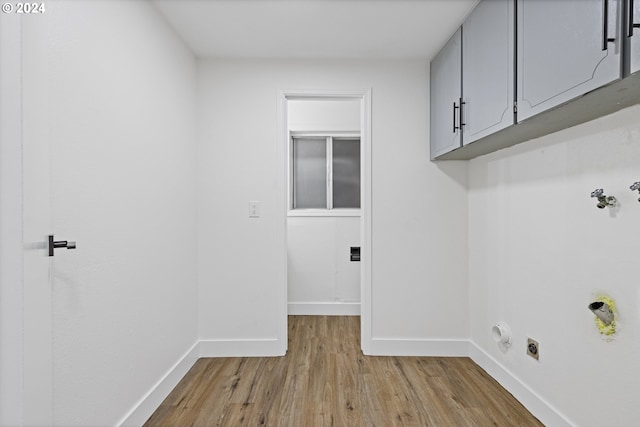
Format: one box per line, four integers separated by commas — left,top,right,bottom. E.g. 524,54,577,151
197,59,469,355
21,1,198,425
288,99,360,132
287,99,361,315
468,105,640,426
0,13,24,427
287,216,361,314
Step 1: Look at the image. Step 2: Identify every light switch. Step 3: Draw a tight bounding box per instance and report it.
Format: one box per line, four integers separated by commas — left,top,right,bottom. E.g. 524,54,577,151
249,201,260,218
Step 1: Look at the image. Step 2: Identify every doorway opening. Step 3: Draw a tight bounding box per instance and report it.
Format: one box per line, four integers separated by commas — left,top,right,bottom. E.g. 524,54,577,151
277,90,372,354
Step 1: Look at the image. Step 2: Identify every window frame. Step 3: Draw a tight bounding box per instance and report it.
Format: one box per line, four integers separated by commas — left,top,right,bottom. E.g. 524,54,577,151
288,131,361,217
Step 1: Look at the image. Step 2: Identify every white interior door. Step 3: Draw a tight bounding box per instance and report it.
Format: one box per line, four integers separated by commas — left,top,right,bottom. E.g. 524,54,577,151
21,15,54,426
21,9,86,425
20,3,203,424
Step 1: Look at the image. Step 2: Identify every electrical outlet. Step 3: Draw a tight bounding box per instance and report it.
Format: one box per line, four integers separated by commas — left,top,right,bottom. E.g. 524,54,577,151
527,338,540,360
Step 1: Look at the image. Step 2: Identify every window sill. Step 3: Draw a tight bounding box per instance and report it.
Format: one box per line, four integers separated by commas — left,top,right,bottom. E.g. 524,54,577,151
287,209,361,218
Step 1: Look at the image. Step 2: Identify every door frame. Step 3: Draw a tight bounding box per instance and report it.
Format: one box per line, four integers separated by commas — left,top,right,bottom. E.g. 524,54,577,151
276,89,372,354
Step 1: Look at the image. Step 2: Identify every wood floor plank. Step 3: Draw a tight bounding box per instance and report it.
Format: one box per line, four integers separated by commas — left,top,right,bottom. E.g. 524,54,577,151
144,316,543,427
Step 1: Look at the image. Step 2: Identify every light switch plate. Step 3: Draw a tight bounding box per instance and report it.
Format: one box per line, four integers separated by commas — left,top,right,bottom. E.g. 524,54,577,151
249,201,260,218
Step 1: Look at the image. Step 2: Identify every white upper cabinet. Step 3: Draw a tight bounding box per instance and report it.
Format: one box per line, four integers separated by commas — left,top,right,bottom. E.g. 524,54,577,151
430,28,462,159
517,0,623,122
462,0,515,146
629,0,640,73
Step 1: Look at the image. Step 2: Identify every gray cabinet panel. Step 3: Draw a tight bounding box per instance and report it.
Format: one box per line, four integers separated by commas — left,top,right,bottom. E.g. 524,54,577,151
517,0,622,122
630,0,640,73
462,0,514,146
430,28,462,159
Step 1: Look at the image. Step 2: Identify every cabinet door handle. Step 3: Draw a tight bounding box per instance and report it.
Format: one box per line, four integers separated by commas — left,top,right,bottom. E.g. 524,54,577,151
459,98,466,128
602,0,616,50
453,102,459,133
629,0,640,37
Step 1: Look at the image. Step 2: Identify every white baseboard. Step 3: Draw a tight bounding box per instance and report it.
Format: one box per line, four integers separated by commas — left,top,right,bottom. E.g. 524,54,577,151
200,338,286,357
117,341,201,427
367,338,469,357
288,302,360,315
117,338,285,426
468,341,574,427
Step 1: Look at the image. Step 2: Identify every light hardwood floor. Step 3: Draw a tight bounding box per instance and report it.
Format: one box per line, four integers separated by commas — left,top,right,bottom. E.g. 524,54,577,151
144,316,543,426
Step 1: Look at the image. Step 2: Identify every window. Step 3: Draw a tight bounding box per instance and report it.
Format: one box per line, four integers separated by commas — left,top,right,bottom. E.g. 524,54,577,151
291,135,360,211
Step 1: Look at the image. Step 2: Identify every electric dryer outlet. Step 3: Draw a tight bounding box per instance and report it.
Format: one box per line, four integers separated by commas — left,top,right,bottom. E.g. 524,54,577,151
527,338,540,360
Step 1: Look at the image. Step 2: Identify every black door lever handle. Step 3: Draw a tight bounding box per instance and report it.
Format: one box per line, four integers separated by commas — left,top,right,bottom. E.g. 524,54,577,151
48,235,77,256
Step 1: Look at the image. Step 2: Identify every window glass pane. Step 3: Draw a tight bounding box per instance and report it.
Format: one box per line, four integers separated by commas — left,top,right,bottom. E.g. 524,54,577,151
293,138,327,209
332,138,360,208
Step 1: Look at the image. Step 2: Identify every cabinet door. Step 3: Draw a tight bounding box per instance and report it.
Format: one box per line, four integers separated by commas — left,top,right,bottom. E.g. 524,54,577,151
430,28,462,159
462,0,515,146
517,0,622,122
630,0,640,73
